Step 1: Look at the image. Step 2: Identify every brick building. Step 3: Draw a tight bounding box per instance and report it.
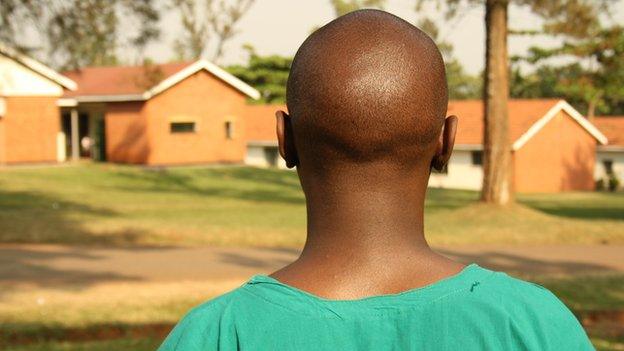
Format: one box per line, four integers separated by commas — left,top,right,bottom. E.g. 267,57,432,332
0,46,615,192
245,100,608,193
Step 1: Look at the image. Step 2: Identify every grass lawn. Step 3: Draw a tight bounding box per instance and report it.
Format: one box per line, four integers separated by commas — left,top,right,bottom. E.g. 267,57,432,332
0,164,622,247
4,338,161,351
1,164,623,348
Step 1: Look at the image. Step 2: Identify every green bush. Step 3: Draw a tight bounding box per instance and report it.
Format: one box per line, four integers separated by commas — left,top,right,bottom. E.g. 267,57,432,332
608,173,620,192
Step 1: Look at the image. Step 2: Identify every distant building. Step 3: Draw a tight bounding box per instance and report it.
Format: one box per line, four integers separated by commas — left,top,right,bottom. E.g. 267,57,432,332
593,116,624,183
0,46,615,193
0,45,260,165
61,61,260,165
0,44,77,163
245,100,608,193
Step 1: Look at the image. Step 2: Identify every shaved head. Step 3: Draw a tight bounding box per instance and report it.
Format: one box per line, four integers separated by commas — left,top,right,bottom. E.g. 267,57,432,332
285,9,449,173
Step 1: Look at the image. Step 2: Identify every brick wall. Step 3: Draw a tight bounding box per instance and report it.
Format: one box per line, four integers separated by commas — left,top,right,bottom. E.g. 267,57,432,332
514,110,596,192
105,101,149,164
142,70,248,165
2,96,60,164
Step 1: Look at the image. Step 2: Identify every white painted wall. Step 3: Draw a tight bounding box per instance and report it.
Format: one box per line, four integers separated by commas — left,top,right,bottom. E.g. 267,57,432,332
247,145,483,186
428,150,483,190
595,150,624,182
0,54,63,96
245,144,287,169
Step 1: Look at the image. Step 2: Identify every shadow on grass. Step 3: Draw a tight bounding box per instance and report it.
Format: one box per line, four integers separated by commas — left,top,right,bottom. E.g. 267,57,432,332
0,189,148,246
437,248,616,276
0,247,142,292
109,167,305,204
425,187,479,211
0,321,171,348
519,192,624,221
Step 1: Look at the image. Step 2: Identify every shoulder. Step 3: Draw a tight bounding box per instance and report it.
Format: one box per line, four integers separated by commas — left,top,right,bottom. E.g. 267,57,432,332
157,285,251,351
485,271,572,317
477,271,592,350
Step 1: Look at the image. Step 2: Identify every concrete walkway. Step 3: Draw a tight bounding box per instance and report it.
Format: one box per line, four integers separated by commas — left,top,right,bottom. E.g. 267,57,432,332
1,244,623,288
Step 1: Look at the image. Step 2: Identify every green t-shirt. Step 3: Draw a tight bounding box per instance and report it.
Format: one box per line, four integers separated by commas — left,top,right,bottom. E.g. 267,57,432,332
158,264,593,350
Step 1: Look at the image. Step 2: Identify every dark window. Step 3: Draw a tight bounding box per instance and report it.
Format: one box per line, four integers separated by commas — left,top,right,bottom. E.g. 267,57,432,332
432,164,448,175
264,147,279,167
170,122,196,133
603,160,614,175
225,121,233,139
471,151,483,166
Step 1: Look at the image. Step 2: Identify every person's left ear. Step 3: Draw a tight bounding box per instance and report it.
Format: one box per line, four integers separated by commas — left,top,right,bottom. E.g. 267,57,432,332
275,110,299,168
431,115,458,172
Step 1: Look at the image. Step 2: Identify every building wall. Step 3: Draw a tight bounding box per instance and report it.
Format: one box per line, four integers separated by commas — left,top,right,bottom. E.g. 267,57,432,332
595,150,624,182
514,110,596,192
143,70,248,165
428,149,483,190
105,101,149,164
0,114,5,163
246,144,288,169
1,96,61,163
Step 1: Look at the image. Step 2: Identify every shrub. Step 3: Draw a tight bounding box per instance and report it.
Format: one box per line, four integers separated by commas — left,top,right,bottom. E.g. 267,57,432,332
608,173,620,192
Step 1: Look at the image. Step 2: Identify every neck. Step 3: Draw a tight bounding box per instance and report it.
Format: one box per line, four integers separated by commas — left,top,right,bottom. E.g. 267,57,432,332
298,166,433,267
270,165,465,298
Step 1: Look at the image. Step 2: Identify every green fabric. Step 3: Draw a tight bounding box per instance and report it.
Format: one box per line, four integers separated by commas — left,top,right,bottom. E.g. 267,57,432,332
158,264,593,350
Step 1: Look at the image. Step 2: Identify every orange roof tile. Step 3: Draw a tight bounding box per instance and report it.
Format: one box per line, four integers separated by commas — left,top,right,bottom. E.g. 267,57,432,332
594,116,624,146
62,62,192,97
243,99,563,145
449,99,560,145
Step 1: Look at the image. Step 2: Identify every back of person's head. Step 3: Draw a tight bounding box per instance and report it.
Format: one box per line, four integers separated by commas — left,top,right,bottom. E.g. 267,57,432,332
279,9,454,184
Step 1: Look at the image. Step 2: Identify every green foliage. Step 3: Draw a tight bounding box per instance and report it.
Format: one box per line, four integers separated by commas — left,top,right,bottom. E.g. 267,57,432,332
417,17,481,99
0,0,161,70
171,0,256,62
418,0,612,37
515,26,624,116
608,173,621,192
446,61,482,99
227,47,291,103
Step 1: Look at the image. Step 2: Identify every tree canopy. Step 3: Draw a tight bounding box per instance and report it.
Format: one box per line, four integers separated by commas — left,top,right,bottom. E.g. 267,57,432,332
1,0,161,70
227,46,291,103
514,25,624,117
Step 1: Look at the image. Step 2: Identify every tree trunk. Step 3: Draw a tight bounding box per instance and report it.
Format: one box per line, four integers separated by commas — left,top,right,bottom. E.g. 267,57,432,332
481,0,513,205
587,99,596,121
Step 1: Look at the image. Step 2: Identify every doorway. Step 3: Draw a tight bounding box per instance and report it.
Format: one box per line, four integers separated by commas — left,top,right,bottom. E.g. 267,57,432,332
61,111,106,161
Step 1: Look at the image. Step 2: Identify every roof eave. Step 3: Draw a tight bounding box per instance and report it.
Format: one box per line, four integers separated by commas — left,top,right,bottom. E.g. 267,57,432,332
144,59,261,100
0,43,78,91
70,94,147,103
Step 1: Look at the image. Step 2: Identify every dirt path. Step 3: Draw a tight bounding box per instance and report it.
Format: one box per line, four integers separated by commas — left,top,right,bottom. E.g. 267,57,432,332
1,244,623,288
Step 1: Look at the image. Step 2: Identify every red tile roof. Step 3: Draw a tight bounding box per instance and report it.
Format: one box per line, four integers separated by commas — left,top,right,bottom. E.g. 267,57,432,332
448,99,560,145
594,116,624,146
62,62,192,97
243,99,563,145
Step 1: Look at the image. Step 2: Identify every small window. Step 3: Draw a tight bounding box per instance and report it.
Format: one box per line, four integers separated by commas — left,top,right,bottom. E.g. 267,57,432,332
170,122,196,133
225,121,234,139
603,160,614,175
431,164,448,175
471,151,483,166
264,147,279,167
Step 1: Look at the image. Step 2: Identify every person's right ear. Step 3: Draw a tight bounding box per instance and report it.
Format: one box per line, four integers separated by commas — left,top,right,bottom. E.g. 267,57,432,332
431,115,458,172
276,110,299,168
